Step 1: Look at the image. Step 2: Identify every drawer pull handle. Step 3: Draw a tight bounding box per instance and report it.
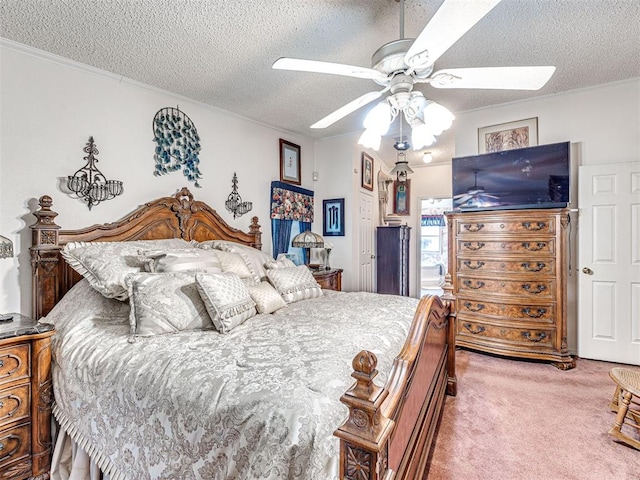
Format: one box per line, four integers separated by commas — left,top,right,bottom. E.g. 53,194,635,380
464,302,485,312
522,242,547,251
463,260,485,270
522,307,547,318
522,284,547,294
0,360,3,368
522,221,547,231
522,331,548,342
463,323,485,335
463,280,485,290
0,435,20,462
521,262,546,272
463,223,484,232
463,242,485,251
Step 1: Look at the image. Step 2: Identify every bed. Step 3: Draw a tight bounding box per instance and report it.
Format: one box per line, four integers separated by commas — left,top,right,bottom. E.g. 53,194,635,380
29,187,457,480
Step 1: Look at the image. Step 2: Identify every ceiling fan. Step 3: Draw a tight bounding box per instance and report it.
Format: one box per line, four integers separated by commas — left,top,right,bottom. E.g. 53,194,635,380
273,0,555,149
454,170,501,206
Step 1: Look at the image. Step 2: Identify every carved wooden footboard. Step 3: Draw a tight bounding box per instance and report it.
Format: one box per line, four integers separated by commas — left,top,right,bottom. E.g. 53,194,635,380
335,293,457,480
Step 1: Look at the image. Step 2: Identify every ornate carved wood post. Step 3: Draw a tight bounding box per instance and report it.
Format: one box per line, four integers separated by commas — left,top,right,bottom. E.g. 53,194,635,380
334,351,395,480
441,273,457,396
30,195,61,320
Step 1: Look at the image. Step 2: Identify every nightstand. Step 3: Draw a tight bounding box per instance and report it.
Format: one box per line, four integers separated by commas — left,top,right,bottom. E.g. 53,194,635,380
0,314,54,480
312,268,343,291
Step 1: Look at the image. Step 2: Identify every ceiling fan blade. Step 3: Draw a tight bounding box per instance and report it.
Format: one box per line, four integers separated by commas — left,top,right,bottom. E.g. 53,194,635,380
405,0,502,67
310,90,386,129
272,57,387,82
430,66,556,90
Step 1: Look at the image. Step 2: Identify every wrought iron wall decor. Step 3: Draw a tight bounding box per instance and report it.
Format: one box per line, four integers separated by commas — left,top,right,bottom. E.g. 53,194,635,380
152,106,202,187
225,172,252,219
67,136,123,210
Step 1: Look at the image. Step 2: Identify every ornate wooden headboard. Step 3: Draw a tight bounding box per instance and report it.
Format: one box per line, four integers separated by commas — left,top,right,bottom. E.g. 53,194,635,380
30,187,262,319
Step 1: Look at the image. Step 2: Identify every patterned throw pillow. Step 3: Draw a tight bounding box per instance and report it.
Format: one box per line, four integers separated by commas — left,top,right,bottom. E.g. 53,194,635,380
264,257,296,270
267,266,323,304
141,248,222,273
62,238,194,300
198,240,272,283
215,250,256,283
125,271,213,339
195,272,257,333
246,281,287,314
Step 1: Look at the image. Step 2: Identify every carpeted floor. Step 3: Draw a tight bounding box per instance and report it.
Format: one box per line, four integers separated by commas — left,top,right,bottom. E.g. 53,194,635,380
426,349,640,480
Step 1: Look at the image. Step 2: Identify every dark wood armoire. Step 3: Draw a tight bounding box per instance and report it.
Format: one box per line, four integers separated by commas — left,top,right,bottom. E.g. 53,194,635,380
376,225,411,296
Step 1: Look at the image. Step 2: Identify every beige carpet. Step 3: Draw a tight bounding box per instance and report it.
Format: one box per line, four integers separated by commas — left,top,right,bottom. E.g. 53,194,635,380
427,349,640,480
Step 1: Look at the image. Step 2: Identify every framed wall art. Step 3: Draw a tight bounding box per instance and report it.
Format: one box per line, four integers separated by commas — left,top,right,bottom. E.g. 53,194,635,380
361,152,374,191
323,198,345,236
393,179,411,216
478,117,538,154
279,139,301,185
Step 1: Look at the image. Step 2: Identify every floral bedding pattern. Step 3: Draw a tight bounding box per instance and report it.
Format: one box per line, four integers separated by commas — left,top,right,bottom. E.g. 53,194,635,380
44,280,419,480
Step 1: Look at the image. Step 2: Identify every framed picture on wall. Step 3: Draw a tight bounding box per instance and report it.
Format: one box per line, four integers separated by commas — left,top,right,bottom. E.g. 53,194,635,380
279,139,301,185
361,152,374,191
393,179,411,216
323,198,345,236
478,117,538,153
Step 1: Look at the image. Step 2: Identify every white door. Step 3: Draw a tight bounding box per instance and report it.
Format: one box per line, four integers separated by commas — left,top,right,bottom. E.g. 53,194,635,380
359,193,374,292
578,162,640,364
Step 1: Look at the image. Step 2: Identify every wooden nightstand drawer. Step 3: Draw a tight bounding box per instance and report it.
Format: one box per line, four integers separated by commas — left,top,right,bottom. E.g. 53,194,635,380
0,385,31,428
0,422,31,472
0,345,30,388
312,268,342,291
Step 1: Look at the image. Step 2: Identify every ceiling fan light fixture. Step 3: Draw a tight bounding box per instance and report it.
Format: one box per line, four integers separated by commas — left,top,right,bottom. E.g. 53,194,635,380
422,101,455,134
422,152,433,163
358,128,382,150
411,123,436,150
363,101,392,134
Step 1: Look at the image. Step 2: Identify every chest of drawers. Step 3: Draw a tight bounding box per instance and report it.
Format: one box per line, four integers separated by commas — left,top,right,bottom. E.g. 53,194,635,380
447,209,575,370
0,315,54,479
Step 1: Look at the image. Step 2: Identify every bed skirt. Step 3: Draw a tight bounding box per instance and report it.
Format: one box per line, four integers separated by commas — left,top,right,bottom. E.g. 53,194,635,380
51,404,118,480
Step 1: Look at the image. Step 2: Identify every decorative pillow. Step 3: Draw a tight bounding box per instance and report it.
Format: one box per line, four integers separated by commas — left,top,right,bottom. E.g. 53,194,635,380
141,248,222,273
195,272,257,333
264,257,296,270
246,281,287,314
125,271,213,339
198,240,272,283
215,250,255,282
62,238,193,300
267,265,323,304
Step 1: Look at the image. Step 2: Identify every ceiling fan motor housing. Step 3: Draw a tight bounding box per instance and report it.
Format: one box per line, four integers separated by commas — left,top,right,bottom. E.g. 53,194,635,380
371,38,434,86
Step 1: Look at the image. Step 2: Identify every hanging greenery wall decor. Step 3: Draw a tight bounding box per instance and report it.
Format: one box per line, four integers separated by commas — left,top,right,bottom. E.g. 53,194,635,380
152,106,202,186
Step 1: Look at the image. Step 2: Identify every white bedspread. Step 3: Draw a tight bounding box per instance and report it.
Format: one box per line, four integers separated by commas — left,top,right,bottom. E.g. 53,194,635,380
44,280,419,480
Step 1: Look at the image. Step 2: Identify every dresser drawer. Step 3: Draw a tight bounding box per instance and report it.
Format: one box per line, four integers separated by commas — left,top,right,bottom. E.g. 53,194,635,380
457,238,556,256
457,318,555,349
0,345,30,388
0,385,31,429
458,298,556,324
457,257,556,276
458,276,555,299
457,218,556,235
0,422,31,471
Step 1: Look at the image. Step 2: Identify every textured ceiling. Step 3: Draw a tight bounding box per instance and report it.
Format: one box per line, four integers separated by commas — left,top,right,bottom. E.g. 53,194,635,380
1,0,639,167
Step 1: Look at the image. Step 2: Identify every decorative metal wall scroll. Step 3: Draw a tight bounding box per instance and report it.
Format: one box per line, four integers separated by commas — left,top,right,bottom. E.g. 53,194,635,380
225,173,252,219
67,136,123,210
152,106,202,187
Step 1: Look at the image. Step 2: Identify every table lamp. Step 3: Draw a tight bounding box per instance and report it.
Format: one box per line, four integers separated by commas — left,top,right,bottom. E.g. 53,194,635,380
291,231,324,266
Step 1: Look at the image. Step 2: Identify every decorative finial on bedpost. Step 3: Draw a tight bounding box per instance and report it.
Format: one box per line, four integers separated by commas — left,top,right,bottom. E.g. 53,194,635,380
31,195,61,250
334,350,394,480
249,216,262,250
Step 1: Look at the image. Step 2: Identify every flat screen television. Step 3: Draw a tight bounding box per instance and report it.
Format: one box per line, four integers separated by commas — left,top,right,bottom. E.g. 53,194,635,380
452,142,570,212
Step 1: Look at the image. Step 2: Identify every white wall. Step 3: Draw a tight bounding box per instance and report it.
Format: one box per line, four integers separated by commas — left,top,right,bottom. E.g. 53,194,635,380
0,41,315,315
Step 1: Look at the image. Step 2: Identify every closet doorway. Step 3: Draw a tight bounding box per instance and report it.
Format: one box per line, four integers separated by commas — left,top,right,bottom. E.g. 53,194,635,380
418,198,452,297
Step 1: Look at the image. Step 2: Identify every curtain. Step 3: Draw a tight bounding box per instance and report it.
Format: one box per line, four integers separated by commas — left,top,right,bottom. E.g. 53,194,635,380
271,219,293,259
421,214,446,227
298,221,311,264
270,181,315,260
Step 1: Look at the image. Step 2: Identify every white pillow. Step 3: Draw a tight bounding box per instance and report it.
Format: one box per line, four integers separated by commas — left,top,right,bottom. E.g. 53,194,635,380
125,271,213,339
141,248,222,273
246,281,287,314
215,250,255,282
195,272,257,333
62,238,194,300
267,266,323,303
198,240,272,283
264,257,296,270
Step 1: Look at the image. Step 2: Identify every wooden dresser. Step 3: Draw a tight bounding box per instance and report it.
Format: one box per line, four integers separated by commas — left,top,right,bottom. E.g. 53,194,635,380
447,209,575,370
376,225,411,296
0,314,54,480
